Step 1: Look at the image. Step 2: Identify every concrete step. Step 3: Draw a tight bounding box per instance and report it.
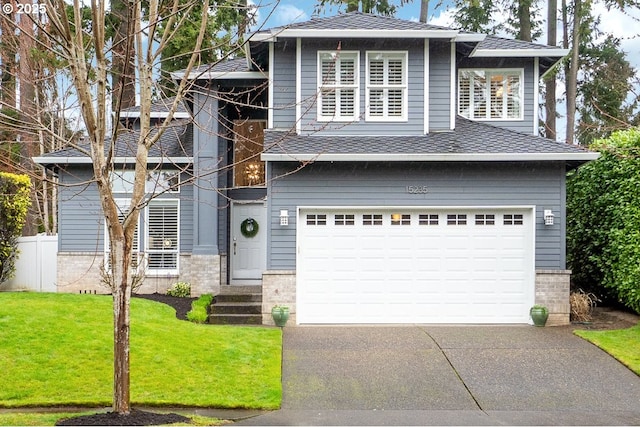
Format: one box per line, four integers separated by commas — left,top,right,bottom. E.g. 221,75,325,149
208,313,263,325
214,293,262,303
211,301,262,315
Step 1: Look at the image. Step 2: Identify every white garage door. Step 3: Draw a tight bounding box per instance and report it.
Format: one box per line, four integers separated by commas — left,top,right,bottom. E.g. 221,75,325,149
297,208,535,324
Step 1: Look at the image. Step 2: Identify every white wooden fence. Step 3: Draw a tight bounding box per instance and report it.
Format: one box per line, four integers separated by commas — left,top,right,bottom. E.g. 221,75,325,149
3,234,58,292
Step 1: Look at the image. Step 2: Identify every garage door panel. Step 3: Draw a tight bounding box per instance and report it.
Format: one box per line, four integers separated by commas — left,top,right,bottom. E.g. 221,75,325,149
298,209,534,324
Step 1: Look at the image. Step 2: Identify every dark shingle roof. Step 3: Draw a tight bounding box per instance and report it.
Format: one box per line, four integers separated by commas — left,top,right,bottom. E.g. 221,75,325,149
263,118,592,157
187,58,251,75
476,36,566,54
42,120,192,162
121,97,189,116
258,11,452,33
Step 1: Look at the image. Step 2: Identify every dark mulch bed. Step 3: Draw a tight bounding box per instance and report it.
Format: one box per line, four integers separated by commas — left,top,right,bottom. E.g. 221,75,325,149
133,292,197,321
56,409,190,426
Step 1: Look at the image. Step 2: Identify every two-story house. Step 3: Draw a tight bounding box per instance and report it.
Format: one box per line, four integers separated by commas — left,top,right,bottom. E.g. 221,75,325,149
36,12,597,326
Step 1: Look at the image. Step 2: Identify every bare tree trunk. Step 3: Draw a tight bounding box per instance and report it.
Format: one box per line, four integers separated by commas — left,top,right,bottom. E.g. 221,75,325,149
420,0,429,22
545,0,557,140
566,0,581,144
517,0,532,41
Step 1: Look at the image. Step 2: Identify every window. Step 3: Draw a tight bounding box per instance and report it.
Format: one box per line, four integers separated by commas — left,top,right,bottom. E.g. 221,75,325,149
363,214,383,225
335,214,355,225
458,69,523,120
419,214,439,225
366,52,407,121
146,170,180,194
233,120,265,187
475,214,495,225
503,214,524,225
146,200,179,274
306,214,327,225
447,214,467,225
318,51,359,121
104,199,140,272
391,213,411,225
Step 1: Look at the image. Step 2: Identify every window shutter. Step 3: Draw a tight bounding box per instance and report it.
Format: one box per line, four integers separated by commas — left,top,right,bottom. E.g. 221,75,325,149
147,201,179,271
387,59,403,85
105,200,140,271
490,75,504,119
387,89,403,116
369,60,384,85
458,74,471,118
506,75,521,118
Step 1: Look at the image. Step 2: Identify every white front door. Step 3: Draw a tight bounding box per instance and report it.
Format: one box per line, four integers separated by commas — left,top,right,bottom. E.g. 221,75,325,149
230,202,267,284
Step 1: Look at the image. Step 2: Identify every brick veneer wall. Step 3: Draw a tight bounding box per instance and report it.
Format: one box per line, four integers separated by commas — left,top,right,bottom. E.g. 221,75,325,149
262,270,296,325
535,269,571,326
56,252,221,297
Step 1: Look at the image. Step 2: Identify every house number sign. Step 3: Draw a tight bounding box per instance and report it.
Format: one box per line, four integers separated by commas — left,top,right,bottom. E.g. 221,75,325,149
406,185,429,194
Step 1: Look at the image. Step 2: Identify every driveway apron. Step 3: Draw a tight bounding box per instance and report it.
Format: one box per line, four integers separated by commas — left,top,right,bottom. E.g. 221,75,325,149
238,325,640,425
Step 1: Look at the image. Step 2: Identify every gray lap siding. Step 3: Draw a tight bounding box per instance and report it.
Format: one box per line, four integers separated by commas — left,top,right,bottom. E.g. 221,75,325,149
266,161,566,271
57,166,194,253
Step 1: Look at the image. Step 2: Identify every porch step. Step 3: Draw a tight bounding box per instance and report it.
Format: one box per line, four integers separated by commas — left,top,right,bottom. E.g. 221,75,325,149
209,287,263,325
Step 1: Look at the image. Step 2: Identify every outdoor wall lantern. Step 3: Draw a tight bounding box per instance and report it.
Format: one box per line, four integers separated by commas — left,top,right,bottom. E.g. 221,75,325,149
544,209,555,226
280,209,289,226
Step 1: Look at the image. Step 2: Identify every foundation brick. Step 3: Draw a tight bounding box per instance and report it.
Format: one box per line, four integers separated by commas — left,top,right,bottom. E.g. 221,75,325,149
535,269,571,326
262,270,296,326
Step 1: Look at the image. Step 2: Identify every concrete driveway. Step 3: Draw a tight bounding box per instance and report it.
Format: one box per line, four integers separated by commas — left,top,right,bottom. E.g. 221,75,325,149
237,325,640,425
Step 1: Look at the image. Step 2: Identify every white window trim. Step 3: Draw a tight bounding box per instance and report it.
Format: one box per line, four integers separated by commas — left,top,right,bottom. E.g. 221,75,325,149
365,51,408,122
104,199,141,273
458,68,524,121
145,199,180,276
317,50,360,122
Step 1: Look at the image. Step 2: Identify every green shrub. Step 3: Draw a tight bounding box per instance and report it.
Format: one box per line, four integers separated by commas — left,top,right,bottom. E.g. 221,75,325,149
186,306,208,323
166,281,191,297
567,128,640,312
0,173,31,285
186,294,212,324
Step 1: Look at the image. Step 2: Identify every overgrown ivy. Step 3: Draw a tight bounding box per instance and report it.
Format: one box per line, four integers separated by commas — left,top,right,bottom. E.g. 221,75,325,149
567,128,640,313
0,172,31,285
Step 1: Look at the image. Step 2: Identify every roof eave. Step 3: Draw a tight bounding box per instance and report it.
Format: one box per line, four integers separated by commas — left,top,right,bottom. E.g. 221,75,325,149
33,156,194,165
262,152,600,162
171,70,267,81
119,111,191,119
252,28,460,42
470,48,570,58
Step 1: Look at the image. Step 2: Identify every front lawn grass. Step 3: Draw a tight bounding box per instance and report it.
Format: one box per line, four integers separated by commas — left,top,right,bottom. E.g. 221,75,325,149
0,292,282,409
575,324,640,375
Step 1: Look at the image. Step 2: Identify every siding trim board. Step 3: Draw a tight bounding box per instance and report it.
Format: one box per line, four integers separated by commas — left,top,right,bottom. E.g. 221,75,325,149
423,39,429,134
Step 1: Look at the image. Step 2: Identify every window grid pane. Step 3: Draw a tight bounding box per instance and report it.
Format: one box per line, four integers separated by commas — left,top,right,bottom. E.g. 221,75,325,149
447,214,467,225
363,214,383,225
391,213,411,225
419,214,439,225
335,214,355,226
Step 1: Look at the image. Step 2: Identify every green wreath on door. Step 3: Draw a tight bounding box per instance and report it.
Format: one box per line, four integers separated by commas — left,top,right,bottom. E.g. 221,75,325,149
240,218,259,238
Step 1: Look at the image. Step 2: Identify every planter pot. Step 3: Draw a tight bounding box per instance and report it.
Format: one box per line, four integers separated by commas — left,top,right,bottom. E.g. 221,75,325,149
271,306,290,327
530,306,549,327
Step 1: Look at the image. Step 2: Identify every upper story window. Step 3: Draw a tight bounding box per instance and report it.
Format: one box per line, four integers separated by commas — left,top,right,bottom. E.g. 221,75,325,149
458,69,523,120
317,51,359,122
366,51,407,121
